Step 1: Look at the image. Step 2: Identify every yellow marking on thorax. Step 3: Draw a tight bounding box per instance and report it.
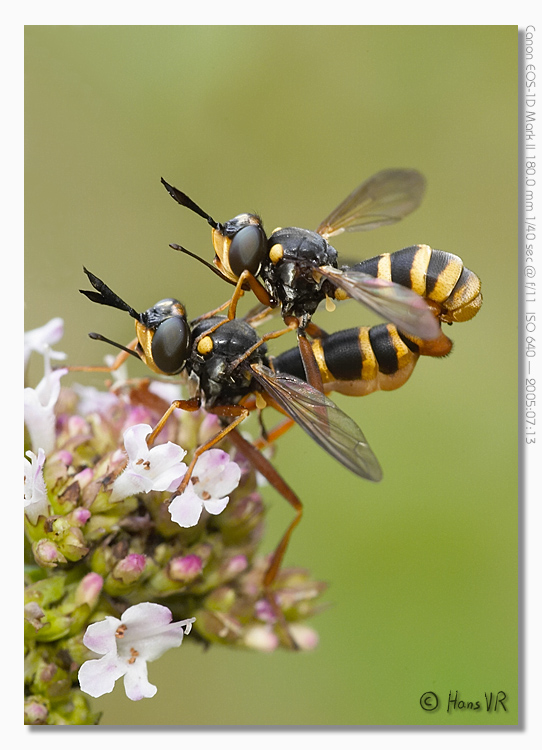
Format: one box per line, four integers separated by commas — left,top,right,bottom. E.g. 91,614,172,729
269,243,284,264
197,336,214,355
334,288,349,301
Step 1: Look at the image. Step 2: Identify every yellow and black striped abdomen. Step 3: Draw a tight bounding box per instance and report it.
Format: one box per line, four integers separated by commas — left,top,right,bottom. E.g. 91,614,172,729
274,323,420,397
353,245,482,323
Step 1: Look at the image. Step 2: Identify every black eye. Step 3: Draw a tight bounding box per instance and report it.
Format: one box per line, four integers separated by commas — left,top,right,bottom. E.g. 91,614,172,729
151,316,190,375
229,224,267,278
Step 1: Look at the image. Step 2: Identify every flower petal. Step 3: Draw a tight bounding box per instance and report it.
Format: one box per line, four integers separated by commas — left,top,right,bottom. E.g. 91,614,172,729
24,449,50,524
123,659,157,701
109,469,153,503
123,424,152,462
82,616,120,655
110,425,188,501
192,449,241,498
24,367,67,454
78,653,126,698
192,449,229,480
168,487,203,528
207,461,242,498
120,602,174,631
202,495,230,516
24,317,66,369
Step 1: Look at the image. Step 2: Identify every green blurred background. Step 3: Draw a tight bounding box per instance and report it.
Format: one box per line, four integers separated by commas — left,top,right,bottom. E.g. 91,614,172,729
25,26,518,725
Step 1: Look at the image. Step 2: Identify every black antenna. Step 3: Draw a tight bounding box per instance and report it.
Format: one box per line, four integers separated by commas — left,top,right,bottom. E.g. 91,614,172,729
169,243,235,286
80,268,141,321
161,177,220,230
88,332,142,360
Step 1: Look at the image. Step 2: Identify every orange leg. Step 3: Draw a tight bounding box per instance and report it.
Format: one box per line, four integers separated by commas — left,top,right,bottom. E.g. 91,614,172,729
189,298,232,324
226,325,295,373
67,337,139,373
254,416,295,450
145,397,202,446
227,270,274,319
226,428,303,648
172,404,251,494
243,302,278,328
296,330,325,393
192,270,277,347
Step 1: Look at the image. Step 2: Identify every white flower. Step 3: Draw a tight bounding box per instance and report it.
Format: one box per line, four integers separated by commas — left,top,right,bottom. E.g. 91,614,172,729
168,449,241,528
110,424,188,503
73,384,120,416
148,379,182,403
24,349,67,454
24,448,50,524
78,602,195,700
24,317,66,370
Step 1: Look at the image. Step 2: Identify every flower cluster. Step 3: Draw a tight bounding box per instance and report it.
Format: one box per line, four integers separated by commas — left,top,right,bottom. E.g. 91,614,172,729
24,319,326,725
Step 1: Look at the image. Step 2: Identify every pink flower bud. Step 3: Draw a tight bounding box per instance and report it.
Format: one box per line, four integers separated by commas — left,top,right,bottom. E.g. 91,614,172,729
221,554,248,581
243,625,279,652
168,554,203,583
288,624,319,651
33,539,67,567
70,507,91,526
112,554,146,584
75,572,104,607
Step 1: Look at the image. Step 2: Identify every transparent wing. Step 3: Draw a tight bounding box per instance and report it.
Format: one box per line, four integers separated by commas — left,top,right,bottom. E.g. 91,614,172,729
250,364,382,482
316,169,426,239
318,265,441,341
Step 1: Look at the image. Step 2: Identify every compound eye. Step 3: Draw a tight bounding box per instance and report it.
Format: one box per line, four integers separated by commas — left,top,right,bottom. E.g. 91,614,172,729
229,224,267,278
151,316,190,375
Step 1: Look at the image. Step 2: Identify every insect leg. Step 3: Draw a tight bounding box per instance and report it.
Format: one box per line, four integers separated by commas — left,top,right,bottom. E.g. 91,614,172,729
226,429,303,589
189,297,232,325
304,320,330,339
227,269,275,319
172,404,251,495
67,337,140,372
145,397,201,447
297,330,325,393
254,416,296,450
226,325,294,374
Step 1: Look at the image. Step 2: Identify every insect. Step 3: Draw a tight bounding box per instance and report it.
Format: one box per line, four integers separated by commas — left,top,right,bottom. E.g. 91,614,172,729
273,320,434,400
348,244,482,325
160,170,451,385
76,268,386,591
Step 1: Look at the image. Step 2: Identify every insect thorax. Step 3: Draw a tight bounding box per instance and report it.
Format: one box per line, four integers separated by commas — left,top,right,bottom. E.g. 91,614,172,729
261,227,338,323
187,317,269,407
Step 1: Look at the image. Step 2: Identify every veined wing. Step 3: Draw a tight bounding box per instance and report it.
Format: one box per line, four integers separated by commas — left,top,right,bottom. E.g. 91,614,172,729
318,265,441,341
316,169,426,239
250,364,382,482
